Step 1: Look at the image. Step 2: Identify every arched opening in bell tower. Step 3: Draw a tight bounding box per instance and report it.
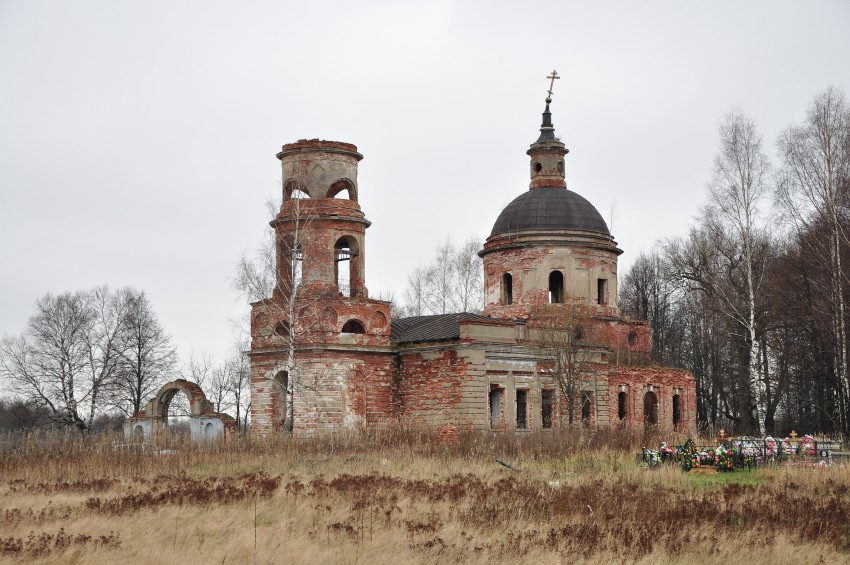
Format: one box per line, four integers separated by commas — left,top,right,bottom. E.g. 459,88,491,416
278,237,303,295
334,236,360,297
326,178,356,201
284,179,310,200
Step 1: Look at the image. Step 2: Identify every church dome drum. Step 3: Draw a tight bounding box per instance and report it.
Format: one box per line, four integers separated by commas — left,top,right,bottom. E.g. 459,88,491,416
480,92,622,320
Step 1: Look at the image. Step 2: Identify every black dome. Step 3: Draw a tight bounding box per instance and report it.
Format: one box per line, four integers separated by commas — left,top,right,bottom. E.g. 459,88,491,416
490,188,609,236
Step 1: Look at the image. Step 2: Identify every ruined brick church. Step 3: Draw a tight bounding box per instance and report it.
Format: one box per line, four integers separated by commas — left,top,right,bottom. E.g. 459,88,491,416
248,97,696,435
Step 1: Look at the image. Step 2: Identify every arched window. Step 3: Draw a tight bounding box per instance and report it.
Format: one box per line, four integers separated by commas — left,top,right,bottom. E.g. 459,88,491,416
672,394,681,429
643,391,658,426
618,391,628,420
274,322,290,338
627,331,637,346
501,273,513,305
341,319,366,334
334,236,359,296
549,271,564,303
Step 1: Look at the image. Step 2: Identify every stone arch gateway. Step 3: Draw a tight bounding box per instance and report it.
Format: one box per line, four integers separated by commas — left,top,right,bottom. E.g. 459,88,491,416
123,379,236,442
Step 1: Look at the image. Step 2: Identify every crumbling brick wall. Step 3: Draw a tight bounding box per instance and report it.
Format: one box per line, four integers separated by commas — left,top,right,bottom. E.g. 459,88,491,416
396,345,486,428
607,366,696,432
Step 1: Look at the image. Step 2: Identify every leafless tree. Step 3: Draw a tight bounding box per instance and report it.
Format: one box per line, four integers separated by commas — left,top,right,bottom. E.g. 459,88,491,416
528,299,601,426
452,236,484,313
0,398,52,431
401,235,484,316
207,363,232,414
233,193,311,432
401,266,429,317
112,288,177,417
708,110,773,432
619,248,678,364
425,238,456,315
777,86,850,435
0,288,127,431
224,343,251,429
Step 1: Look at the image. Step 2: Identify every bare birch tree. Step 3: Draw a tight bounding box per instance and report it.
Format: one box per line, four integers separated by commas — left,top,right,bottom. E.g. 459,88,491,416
401,266,429,317
425,238,456,315
234,193,309,432
707,110,773,432
453,236,484,313
401,235,484,316
777,86,850,436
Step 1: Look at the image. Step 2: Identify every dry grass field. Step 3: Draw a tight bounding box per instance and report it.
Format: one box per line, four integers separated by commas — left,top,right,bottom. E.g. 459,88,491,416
1,427,849,564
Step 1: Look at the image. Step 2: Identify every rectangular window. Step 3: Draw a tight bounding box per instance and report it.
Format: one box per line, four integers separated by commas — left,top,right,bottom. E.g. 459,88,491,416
597,278,608,305
516,389,528,429
489,388,502,428
581,391,592,423
541,389,553,429
502,273,513,305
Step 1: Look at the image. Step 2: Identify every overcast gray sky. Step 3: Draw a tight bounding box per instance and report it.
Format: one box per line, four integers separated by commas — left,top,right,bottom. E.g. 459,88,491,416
1,0,849,364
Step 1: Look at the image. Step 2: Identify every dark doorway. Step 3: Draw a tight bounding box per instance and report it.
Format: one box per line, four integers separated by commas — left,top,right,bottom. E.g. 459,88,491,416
618,391,627,421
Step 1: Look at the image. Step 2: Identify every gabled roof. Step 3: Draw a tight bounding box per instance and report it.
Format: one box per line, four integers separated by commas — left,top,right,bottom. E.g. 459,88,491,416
391,312,493,344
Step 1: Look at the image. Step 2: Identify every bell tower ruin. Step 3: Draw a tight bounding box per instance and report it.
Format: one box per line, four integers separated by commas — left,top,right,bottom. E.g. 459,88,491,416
249,139,394,434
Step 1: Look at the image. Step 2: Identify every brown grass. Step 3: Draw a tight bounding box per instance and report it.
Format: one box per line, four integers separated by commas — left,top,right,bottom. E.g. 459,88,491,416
0,427,848,563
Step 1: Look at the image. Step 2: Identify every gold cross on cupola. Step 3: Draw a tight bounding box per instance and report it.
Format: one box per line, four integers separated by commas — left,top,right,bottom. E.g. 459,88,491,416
546,70,560,102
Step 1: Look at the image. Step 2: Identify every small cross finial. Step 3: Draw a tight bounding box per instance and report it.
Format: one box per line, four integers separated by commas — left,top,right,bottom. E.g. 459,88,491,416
546,70,560,103
790,430,798,440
